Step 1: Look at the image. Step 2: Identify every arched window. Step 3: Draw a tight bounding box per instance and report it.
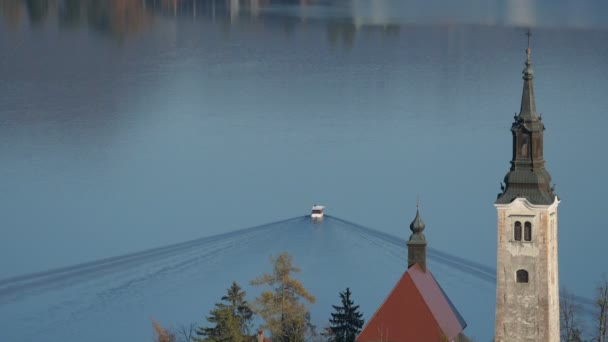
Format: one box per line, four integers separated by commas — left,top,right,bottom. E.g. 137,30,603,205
524,222,532,241
516,269,529,283
514,221,522,241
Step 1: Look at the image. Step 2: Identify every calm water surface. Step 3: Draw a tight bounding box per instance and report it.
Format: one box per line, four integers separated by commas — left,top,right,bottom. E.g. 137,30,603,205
1,0,608,340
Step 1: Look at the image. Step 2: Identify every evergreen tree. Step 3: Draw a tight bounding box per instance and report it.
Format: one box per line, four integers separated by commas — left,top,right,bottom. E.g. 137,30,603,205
596,276,608,342
327,288,364,342
250,252,316,342
195,282,253,342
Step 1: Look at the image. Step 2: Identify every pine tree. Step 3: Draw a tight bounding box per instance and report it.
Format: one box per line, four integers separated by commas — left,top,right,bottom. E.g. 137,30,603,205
327,288,364,342
596,275,608,342
195,282,253,342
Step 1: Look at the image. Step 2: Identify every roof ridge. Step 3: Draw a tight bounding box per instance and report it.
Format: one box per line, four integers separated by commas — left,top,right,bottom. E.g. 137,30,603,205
409,266,465,341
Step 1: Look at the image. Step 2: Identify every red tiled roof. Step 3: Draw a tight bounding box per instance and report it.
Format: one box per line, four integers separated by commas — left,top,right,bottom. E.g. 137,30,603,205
356,264,466,342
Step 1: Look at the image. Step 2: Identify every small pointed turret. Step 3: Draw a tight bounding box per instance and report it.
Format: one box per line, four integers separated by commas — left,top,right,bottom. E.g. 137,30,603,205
407,202,427,271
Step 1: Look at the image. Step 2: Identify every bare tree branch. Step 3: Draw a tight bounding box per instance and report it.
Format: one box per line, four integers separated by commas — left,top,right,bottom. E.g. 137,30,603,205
561,288,586,342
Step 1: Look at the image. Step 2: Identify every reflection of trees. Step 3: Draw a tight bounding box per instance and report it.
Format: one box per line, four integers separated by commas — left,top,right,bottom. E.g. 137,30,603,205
327,21,356,49
59,0,80,28
1,0,150,37
144,0,232,21
0,0,24,28
87,0,151,38
25,0,50,25
86,1,112,33
327,21,400,49
1,0,399,47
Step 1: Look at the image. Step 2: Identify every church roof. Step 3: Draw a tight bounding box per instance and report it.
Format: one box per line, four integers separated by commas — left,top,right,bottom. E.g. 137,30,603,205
356,264,466,342
496,169,555,205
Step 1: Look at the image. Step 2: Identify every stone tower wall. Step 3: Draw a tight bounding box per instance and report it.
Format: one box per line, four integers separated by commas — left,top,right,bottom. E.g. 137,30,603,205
494,198,560,342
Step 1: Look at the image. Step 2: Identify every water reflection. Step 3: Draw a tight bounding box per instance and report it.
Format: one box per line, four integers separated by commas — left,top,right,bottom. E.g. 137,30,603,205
58,0,81,28
0,0,276,33
3,0,607,48
1,0,153,36
1,0,403,46
0,0,22,27
25,0,49,25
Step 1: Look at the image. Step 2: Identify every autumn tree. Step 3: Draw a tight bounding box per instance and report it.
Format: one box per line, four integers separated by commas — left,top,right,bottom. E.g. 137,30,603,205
152,319,177,342
326,288,364,342
195,281,253,342
250,252,316,342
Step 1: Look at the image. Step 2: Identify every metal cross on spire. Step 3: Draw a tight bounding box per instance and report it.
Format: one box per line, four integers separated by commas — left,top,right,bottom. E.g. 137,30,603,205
526,29,532,63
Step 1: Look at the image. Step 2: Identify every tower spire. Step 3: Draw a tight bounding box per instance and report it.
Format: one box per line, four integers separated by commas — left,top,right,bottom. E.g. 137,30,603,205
519,29,537,119
496,32,556,205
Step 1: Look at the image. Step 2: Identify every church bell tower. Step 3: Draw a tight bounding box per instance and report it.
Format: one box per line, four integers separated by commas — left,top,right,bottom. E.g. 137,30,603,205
494,39,560,341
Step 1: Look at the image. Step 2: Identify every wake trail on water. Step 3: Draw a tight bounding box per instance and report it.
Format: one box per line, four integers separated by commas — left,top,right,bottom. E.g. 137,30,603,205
2,215,595,317
328,215,496,280
0,216,306,303
327,215,596,316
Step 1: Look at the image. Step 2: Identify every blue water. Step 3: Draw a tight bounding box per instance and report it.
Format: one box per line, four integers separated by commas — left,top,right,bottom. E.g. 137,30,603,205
0,216,499,341
1,1,608,340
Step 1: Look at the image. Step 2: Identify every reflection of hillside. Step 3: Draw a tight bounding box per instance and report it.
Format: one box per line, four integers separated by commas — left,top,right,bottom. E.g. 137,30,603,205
1,0,399,46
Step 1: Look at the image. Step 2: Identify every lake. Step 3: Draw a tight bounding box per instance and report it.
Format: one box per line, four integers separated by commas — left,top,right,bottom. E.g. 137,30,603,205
1,0,607,340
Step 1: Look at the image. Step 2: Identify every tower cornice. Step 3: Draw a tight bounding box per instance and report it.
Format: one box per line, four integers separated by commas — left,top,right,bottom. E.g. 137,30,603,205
494,196,560,212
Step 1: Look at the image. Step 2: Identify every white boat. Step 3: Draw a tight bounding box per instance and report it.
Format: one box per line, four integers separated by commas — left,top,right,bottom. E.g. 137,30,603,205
311,205,325,219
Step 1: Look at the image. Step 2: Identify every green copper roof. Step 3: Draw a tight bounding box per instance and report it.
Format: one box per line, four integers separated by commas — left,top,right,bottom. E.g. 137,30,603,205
496,170,556,205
